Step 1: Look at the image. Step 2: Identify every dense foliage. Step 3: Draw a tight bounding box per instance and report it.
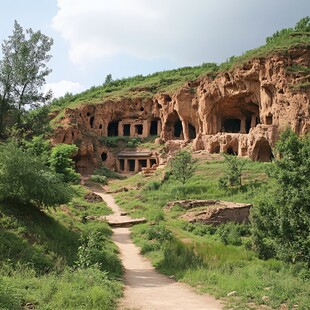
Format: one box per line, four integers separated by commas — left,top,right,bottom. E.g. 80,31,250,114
49,144,80,184
0,21,53,138
251,129,310,265
0,143,73,207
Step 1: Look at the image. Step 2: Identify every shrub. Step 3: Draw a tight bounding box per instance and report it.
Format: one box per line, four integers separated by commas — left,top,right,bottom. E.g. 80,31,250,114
49,144,80,184
76,230,122,277
170,150,197,185
217,223,250,246
0,143,73,207
127,137,141,148
90,175,108,184
93,166,124,179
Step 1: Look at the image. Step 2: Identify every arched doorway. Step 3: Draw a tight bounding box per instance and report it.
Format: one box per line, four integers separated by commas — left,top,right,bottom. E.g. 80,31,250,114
252,138,273,162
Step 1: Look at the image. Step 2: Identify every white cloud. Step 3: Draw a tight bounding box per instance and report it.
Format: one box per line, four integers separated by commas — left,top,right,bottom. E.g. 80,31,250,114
52,0,225,66
44,80,83,98
52,0,310,68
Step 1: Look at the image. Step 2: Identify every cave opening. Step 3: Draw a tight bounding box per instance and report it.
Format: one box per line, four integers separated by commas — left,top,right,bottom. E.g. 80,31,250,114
227,147,238,155
210,143,220,154
174,120,183,138
138,159,147,170
150,120,159,136
166,111,183,139
266,114,273,125
123,124,131,136
119,159,125,171
128,159,135,171
246,119,251,133
108,121,119,136
253,138,273,162
90,116,95,128
223,118,241,133
101,152,107,161
188,123,196,139
135,124,143,135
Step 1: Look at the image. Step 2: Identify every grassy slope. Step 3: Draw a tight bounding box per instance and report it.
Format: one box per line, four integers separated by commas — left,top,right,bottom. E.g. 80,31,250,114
49,29,310,124
110,156,310,309
0,186,122,310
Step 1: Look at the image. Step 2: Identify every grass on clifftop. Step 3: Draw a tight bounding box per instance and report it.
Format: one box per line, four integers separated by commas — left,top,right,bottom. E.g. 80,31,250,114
50,17,310,121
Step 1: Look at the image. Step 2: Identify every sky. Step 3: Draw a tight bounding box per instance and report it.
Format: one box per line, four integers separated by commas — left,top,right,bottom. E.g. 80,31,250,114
0,0,309,99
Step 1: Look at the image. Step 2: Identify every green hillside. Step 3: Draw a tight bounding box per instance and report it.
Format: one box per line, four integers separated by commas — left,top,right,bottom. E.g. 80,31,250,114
50,17,310,117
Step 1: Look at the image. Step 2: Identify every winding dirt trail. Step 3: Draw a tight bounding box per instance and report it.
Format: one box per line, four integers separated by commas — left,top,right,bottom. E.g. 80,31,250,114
96,192,223,310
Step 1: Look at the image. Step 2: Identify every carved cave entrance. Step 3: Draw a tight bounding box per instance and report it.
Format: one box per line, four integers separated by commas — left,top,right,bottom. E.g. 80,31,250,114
128,159,135,171
223,118,241,133
135,124,143,135
166,111,183,139
101,152,107,161
123,124,131,136
210,142,220,154
108,121,119,136
117,151,158,173
150,119,160,136
252,138,273,162
188,123,196,139
218,99,259,134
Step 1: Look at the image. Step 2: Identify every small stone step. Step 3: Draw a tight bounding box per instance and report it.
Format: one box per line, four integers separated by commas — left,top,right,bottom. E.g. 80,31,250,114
108,218,147,228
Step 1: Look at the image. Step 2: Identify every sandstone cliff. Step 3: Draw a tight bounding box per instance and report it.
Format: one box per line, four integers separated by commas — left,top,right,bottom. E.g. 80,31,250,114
51,47,310,173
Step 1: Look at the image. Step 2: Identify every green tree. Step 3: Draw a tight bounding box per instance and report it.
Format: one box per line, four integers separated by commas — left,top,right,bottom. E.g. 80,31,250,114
0,21,53,136
218,154,246,188
49,144,80,183
104,74,113,85
170,150,197,185
0,143,73,207
251,129,310,265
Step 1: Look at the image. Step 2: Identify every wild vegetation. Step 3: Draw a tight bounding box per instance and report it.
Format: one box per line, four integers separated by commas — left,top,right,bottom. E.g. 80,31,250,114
110,130,310,309
0,22,123,310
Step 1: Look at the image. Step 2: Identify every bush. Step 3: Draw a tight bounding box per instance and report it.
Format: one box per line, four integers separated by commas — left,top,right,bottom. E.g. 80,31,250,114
76,230,122,277
0,143,73,207
49,144,80,184
217,223,250,246
144,181,161,191
90,175,108,184
93,166,123,179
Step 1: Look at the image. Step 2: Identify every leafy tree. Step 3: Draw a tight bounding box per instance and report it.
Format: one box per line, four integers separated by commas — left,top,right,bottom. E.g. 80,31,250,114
251,129,310,265
170,150,197,185
104,74,113,85
218,154,246,188
49,144,80,183
0,21,53,136
0,143,73,207
23,134,51,163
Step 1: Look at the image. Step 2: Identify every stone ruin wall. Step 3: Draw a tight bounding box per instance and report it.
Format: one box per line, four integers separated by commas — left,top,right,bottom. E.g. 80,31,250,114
52,48,310,173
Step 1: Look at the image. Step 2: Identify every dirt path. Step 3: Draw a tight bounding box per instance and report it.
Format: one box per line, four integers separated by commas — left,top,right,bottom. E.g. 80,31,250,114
96,192,223,310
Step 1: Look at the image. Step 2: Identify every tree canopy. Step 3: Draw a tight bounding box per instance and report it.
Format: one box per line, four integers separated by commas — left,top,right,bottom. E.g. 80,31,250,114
0,21,53,137
251,129,310,265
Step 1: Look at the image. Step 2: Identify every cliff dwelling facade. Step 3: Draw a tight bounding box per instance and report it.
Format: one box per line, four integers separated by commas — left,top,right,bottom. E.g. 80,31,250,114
52,48,310,173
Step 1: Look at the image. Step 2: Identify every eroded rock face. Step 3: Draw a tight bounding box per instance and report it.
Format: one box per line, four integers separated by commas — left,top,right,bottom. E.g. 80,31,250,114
52,48,310,173
165,199,252,225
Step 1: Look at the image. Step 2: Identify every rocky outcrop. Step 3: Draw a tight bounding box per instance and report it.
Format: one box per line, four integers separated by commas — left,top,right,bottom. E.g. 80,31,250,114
52,48,310,173
167,200,252,225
